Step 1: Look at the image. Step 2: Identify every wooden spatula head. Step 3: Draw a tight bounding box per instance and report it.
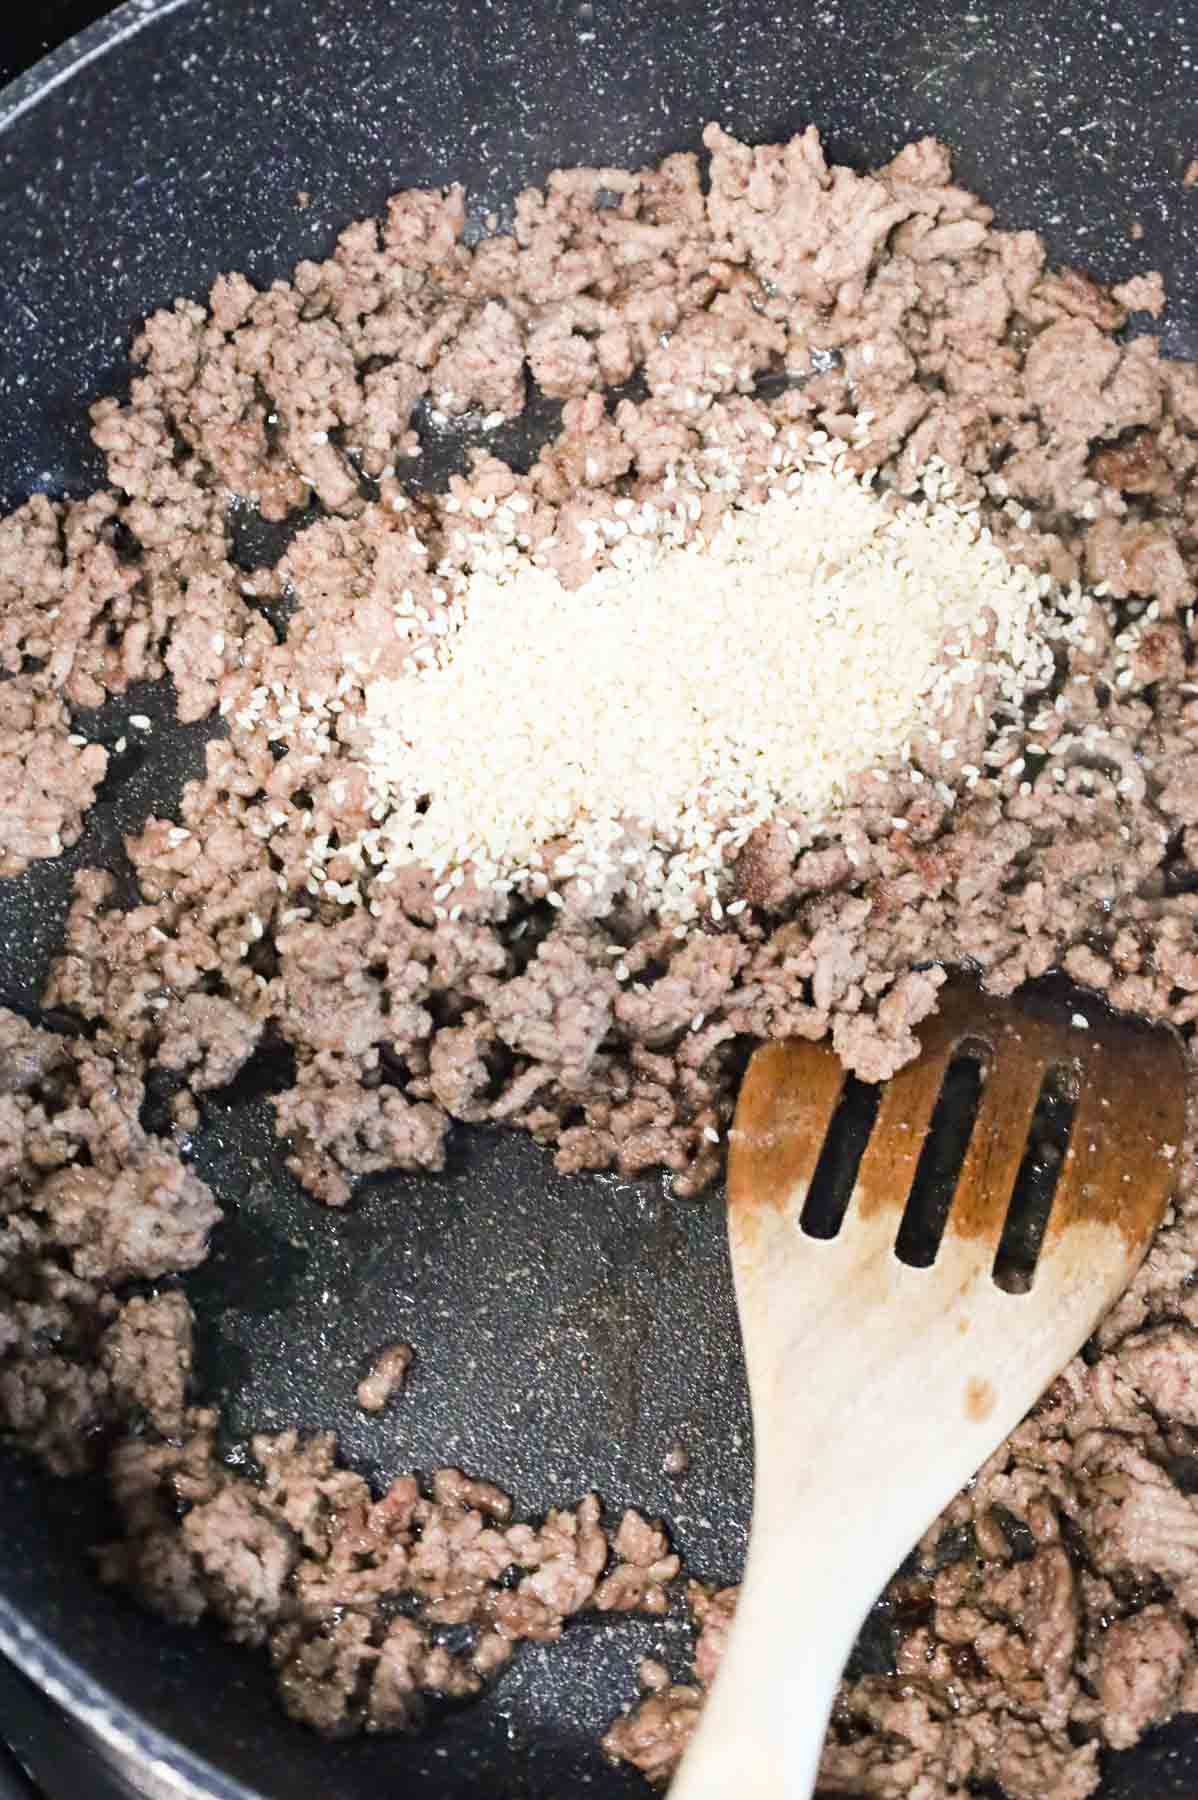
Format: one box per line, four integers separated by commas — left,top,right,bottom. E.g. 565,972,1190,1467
672,978,1186,1800
730,978,1185,1291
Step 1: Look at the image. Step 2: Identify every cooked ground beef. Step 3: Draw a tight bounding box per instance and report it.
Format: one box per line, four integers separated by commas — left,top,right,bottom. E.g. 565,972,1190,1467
355,1340,413,1412
96,1423,682,1734
5,121,1198,1794
0,677,108,878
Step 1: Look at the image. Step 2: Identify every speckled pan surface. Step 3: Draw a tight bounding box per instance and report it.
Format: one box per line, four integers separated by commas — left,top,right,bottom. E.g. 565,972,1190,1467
2,2,1198,1796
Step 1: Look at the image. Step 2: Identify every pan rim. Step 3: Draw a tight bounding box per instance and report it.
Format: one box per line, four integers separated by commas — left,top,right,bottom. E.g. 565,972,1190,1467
0,5,259,1791
0,1596,253,1800
0,0,195,135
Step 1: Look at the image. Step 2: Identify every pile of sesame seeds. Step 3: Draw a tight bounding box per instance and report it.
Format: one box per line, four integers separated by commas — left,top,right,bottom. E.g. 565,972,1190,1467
213,424,1112,924
336,435,1084,922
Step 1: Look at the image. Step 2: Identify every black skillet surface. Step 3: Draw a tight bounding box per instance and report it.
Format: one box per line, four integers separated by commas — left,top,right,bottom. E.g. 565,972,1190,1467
4,2,1198,1797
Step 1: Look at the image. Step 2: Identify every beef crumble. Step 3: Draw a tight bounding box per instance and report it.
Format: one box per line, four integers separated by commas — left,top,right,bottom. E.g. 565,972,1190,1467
355,1340,413,1413
3,122,1198,1795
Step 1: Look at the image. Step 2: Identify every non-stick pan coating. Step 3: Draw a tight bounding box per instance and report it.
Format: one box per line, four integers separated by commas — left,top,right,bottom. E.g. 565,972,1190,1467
2,2,1198,1795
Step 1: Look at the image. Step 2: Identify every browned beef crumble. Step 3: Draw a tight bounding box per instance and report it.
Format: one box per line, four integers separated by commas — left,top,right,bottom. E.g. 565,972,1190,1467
4,122,1198,1793
355,1340,413,1412
0,677,108,878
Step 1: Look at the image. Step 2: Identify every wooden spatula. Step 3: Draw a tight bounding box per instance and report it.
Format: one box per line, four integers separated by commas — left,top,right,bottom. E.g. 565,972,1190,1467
672,979,1185,1799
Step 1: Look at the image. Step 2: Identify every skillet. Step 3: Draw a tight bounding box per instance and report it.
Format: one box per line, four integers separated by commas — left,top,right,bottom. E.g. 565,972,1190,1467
2,1,1198,1794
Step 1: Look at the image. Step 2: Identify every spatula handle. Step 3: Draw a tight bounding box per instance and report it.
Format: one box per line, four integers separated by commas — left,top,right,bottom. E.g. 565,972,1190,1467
670,1479,886,1800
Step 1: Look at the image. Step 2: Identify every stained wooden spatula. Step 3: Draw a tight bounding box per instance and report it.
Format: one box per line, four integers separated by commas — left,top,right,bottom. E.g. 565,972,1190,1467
673,979,1185,1799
